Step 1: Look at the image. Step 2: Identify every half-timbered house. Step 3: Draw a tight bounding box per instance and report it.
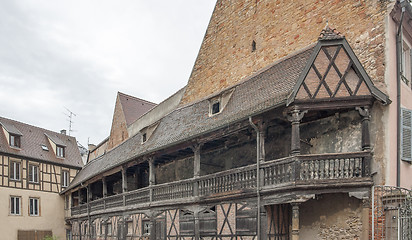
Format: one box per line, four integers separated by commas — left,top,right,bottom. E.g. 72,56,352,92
0,116,83,240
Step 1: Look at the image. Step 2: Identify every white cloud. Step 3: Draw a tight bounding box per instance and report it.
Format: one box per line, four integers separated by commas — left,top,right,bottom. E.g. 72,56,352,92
0,0,216,146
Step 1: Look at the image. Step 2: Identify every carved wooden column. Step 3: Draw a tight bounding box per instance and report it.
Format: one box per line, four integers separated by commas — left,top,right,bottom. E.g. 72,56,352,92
291,203,300,240
148,158,155,202
190,143,203,197
87,185,92,203
102,177,107,209
102,177,107,197
287,108,306,156
78,189,83,204
257,122,267,162
356,106,371,151
122,166,128,193
192,144,202,178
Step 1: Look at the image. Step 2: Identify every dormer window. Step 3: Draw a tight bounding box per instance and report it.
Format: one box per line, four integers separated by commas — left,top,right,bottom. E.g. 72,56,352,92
208,88,235,117
212,101,220,115
1,121,23,148
9,134,21,148
56,145,65,158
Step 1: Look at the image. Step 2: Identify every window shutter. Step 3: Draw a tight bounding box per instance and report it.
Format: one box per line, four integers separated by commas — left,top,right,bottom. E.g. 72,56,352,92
401,108,412,161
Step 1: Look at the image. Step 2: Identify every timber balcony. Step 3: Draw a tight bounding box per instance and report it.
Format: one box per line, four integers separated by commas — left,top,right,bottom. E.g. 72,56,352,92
70,151,372,217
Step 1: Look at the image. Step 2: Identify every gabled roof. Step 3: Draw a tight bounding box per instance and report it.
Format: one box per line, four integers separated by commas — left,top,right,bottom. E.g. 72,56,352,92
287,26,390,105
118,92,157,127
0,120,23,136
0,116,83,168
45,133,67,147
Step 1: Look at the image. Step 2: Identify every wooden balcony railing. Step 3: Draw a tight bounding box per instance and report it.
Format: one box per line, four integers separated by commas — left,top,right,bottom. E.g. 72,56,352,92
70,151,371,217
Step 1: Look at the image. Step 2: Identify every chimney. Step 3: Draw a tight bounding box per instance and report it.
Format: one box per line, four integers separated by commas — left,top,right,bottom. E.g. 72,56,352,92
60,129,67,135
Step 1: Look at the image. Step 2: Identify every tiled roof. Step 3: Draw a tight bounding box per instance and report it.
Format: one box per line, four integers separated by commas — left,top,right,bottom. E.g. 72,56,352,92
66,44,315,191
0,120,23,136
118,92,157,127
0,116,83,168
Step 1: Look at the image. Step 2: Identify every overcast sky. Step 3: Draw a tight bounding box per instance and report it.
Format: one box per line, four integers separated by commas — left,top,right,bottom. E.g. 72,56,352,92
0,0,216,147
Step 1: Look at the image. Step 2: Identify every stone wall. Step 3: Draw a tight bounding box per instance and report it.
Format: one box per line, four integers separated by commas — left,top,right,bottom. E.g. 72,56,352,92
180,0,389,105
300,193,365,240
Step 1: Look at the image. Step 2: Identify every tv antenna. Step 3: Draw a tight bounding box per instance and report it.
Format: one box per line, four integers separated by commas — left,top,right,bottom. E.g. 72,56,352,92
64,107,76,136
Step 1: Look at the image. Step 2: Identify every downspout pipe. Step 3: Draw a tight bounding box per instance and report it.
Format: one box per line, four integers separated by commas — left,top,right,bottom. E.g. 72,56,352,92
396,2,405,187
249,116,261,240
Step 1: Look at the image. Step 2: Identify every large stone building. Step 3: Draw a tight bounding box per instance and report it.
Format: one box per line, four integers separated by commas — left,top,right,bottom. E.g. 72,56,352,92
64,1,412,240
0,116,83,240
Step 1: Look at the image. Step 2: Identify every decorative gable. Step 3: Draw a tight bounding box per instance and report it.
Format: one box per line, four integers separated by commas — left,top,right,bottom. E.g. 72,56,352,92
287,26,389,106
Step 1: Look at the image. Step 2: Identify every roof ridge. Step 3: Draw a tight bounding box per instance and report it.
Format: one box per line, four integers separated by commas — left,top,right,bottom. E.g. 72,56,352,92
118,91,157,106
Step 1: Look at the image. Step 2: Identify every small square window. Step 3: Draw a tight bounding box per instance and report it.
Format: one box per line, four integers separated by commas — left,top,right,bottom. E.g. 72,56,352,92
9,134,21,148
10,161,21,181
56,145,65,158
10,196,21,215
29,197,39,216
28,164,39,183
212,102,220,115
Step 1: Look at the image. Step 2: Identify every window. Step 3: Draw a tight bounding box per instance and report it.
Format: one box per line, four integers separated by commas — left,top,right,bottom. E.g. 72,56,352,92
401,108,412,161
56,145,65,158
142,133,147,143
142,220,150,235
29,198,39,216
10,161,21,181
41,145,48,151
9,134,21,148
10,196,21,215
28,164,39,183
62,170,69,187
211,101,220,115
401,42,412,86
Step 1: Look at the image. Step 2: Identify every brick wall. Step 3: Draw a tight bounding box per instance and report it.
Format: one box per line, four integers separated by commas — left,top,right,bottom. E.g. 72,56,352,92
107,95,129,150
180,0,389,105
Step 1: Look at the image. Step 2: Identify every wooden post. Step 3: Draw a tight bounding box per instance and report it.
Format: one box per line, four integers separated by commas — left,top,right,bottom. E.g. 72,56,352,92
194,209,200,240
102,177,107,197
122,166,128,193
191,143,203,197
356,106,371,151
287,108,306,156
192,144,202,178
148,158,155,202
87,185,92,202
102,177,107,210
78,189,83,204
257,122,267,162
291,203,300,240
